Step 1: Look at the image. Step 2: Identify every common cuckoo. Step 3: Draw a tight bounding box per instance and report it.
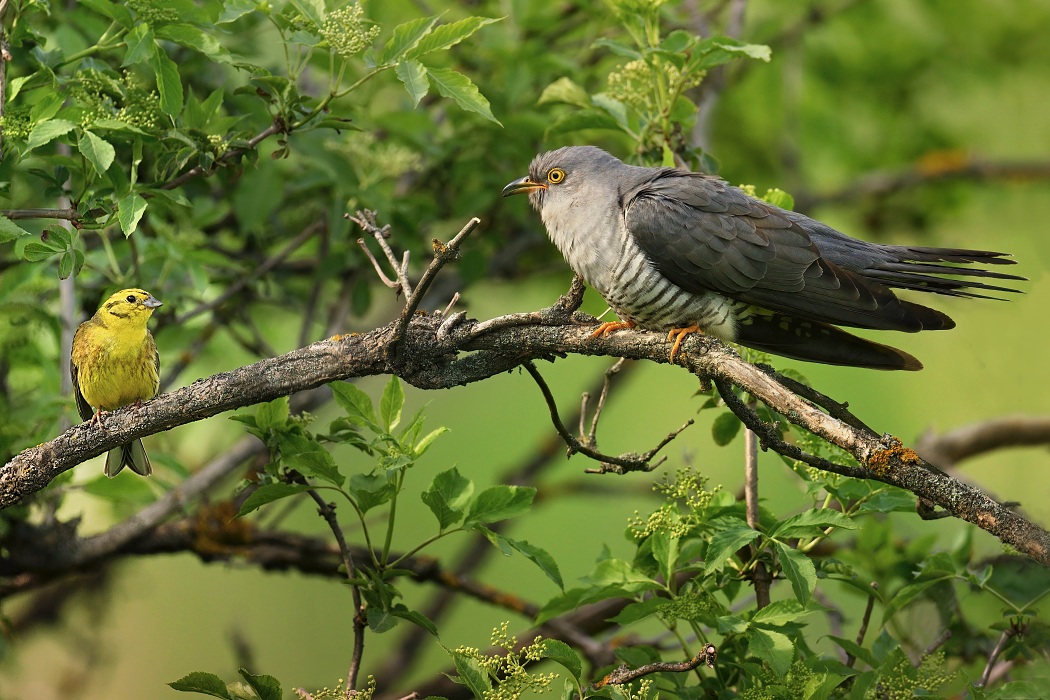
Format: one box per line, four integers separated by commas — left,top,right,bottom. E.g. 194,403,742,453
502,146,1023,370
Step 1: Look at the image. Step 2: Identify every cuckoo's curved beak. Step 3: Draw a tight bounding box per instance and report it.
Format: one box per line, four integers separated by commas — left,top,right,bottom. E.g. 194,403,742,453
502,176,547,197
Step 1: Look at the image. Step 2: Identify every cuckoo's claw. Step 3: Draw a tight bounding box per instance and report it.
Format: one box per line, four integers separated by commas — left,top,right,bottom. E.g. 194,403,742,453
590,320,636,339
667,324,703,362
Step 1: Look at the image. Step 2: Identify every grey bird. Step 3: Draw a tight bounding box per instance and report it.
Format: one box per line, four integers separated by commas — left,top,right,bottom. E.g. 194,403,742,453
502,146,1023,370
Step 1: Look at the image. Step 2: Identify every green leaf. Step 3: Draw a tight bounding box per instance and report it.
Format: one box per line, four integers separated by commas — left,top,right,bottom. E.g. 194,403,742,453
331,381,380,431
544,110,620,136
348,472,396,513
771,509,860,538
256,397,290,432
238,669,281,700
773,540,816,606
395,60,429,107
464,485,535,525
150,45,184,116
288,0,323,28
168,671,233,698
218,0,258,24
609,597,669,625
762,188,794,211
826,636,877,668
425,67,501,125
79,0,135,26
537,77,591,108
751,599,808,626
237,483,313,517
421,467,473,530
503,535,564,589
0,217,32,244
25,119,77,151
537,639,584,685
747,627,794,676
156,24,230,62
122,23,155,66
704,525,760,573
390,604,438,636
78,131,116,174
413,426,448,457
379,376,405,431
279,433,344,486
403,17,501,60
880,578,944,624
379,15,440,63
449,648,492,698
711,411,742,446
591,37,642,59
116,192,148,237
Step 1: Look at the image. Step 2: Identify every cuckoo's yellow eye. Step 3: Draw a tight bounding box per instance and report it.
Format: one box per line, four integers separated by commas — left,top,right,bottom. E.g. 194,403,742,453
546,167,566,184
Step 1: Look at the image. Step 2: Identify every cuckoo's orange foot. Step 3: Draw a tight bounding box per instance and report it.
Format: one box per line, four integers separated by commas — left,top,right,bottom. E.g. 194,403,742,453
667,325,702,362
590,319,636,339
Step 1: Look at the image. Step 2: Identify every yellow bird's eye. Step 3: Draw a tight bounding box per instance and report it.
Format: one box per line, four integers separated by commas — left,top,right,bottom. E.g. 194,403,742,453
126,294,137,303
547,167,566,184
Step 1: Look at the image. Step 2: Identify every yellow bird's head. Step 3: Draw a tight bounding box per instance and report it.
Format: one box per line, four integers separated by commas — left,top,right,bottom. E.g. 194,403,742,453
97,288,163,326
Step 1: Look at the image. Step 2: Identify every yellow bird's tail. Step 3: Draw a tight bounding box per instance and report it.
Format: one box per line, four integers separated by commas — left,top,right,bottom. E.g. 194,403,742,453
105,439,153,478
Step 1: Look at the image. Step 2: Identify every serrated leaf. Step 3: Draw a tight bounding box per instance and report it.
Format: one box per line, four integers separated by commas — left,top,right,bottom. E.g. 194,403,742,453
711,411,742,446
535,584,631,624
288,0,323,28
390,604,438,636
826,636,877,668
0,216,32,243
78,131,116,174
238,669,281,700
349,472,396,513
504,535,563,589
464,485,534,525
591,37,642,59
413,426,447,457
280,434,343,486
425,67,500,124
450,649,492,698
704,526,760,573
774,540,816,606
379,376,404,431
537,77,591,108
25,119,77,151
403,16,500,60
421,467,473,530
168,671,233,698
609,597,668,625
747,627,794,676
151,46,183,116
122,23,155,66
117,192,148,236
544,110,620,136
218,0,257,24
751,599,807,626
331,381,380,431
237,483,313,517
771,509,860,538
379,15,440,63
395,59,429,107
537,639,583,685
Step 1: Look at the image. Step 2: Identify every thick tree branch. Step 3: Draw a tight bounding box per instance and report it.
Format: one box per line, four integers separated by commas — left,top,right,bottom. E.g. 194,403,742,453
3,311,1048,563
915,416,1050,470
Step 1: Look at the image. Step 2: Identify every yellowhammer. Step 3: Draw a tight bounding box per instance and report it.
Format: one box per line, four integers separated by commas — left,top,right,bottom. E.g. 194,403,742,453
71,288,163,477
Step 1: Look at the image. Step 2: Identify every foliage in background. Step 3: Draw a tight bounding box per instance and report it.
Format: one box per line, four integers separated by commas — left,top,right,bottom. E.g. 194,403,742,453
1,0,1048,698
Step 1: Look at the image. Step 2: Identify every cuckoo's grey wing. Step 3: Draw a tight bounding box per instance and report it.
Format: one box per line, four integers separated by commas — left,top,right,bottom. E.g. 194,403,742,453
625,171,964,332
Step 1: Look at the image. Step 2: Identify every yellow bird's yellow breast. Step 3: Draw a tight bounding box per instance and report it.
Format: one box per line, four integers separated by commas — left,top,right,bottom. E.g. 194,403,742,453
73,323,159,412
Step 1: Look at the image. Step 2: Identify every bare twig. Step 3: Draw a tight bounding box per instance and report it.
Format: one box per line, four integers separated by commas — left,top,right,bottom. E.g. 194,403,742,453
743,398,771,609
307,490,365,695
0,207,79,220
581,358,627,447
348,210,410,293
524,361,690,474
916,415,1050,470
980,623,1020,687
846,582,878,668
595,643,717,688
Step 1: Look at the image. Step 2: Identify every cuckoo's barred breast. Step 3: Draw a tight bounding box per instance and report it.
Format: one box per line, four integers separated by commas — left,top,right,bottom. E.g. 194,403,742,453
503,146,1024,370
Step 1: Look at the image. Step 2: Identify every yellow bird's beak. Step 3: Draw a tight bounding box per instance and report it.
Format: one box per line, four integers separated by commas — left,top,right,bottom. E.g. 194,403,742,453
144,296,163,309
502,176,547,197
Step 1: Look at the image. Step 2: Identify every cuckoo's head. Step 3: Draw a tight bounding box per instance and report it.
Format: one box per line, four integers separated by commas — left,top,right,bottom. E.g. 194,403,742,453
502,146,624,211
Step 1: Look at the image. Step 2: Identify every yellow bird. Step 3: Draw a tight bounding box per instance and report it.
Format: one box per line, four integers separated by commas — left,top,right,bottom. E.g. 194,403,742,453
71,288,163,477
